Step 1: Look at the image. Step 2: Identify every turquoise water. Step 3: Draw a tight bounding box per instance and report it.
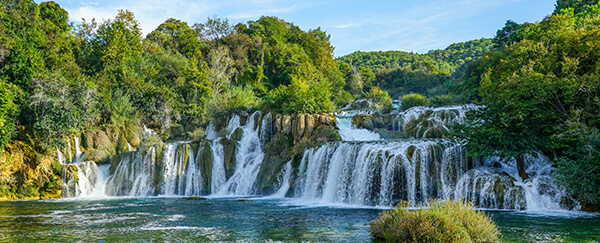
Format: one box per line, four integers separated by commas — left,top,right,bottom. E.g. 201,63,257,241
1,198,599,242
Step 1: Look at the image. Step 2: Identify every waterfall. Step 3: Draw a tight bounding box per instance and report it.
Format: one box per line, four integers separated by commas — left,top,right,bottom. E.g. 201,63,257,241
62,161,110,198
274,161,293,198
106,147,157,196
57,146,65,164
335,116,382,141
394,105,479,138
291,139,576,209
159,142,203,196
215,112,264,195
295,140,447,206
73,136,83,163
67,105,576,211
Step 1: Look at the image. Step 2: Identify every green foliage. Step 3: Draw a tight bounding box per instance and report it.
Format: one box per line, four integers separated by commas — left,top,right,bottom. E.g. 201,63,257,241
109,90,136,128
266,68,334,114
555,0,600,14
400,93,429,111
207,85,260,117
455,4,600,202
370,200,500,243
29,73,99,147
0,78,20,151
553,116,600,209
492,20,525,49
430,95,454,107
337,39,493,98
147,18,202,58
366,87,392,111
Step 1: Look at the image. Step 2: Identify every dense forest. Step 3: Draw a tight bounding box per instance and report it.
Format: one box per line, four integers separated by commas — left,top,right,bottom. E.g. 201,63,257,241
1,0,600,211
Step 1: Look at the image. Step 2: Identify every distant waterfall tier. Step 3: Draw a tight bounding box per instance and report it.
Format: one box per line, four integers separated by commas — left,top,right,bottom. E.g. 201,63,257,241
291,139,576,209
394,105,479,138
335,116,381,141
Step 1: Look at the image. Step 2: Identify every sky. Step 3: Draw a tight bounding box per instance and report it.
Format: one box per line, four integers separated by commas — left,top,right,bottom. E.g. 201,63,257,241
46,0,556,57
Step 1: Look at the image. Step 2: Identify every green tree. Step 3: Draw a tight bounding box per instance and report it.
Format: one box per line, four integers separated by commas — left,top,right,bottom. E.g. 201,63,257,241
147,18,202,58
0,78,20,151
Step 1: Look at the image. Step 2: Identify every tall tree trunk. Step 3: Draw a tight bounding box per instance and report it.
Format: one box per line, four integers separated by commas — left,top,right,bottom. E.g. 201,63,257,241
516,154,529,181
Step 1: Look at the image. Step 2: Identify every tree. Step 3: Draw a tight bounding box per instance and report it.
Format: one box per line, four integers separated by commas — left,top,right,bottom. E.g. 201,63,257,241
454,5,600,183
147,18,201,58
0,78,20,151
193,16,233,46
555,0,599,14
207,46,235,101
492,20,523,49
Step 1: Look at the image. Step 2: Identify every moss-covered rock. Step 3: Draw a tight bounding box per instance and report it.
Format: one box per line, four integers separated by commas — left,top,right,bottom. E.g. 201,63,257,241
84,149,112,164
231,127,243,141
257,133,293,194
197,141,213,193
220,138,237,179
125,123,143,148
116,132,129,154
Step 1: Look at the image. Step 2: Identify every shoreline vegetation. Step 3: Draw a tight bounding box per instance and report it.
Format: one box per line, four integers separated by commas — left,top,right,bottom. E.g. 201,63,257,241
1,0,600,215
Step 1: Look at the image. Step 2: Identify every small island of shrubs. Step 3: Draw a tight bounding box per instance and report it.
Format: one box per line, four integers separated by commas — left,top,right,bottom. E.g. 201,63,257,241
370,200,500,243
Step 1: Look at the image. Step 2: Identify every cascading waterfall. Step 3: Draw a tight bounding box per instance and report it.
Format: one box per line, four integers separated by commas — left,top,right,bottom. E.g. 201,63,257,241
62,161,110,197
73,136,83,163
335,116,382,141
394,105,479,138
160,142,201,196
63,105,577,211
274,161,293,198
216,112,264,195
294,140,450,206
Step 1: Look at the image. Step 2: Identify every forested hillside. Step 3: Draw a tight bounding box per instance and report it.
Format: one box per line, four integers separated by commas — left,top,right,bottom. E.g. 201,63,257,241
336,39,493,99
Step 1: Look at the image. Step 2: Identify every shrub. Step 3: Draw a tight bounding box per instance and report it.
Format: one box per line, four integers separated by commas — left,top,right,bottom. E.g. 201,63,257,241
370,200,500,243
187,127,206,141
400,93,429,110
430,95,454,107
207,85,260,117
366,87,392,111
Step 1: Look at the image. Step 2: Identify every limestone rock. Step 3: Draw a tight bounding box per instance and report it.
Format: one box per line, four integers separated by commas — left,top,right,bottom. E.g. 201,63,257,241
282,115,292,134
305,114,315,137
293,114,306,140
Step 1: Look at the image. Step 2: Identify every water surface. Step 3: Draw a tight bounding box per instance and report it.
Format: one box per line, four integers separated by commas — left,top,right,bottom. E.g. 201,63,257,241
1,198,598,242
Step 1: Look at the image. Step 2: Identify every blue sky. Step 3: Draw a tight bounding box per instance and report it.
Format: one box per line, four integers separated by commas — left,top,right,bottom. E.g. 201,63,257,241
48,0,555,57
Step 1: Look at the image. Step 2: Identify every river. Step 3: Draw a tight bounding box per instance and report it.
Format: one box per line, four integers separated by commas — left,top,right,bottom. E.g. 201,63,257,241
1,197,599,242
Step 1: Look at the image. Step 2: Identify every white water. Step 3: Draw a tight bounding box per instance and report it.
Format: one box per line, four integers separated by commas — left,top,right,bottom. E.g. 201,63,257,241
394,105,479,137
63,161,110,198
73,136,83,163
293,139,575,209
335,116,381,141
216,112,264,195
66,106,576,212
274,161,293,198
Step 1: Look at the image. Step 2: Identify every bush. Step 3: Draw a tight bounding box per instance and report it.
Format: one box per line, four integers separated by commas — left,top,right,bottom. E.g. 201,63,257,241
554,121,600,210
370,200,500,243
366,87,392,111
400,93,429,110
430,95,454,107
207,85,260,117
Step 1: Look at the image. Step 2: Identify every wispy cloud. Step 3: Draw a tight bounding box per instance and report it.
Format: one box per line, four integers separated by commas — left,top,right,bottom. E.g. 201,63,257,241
52,0,553,56
333,23,360,29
